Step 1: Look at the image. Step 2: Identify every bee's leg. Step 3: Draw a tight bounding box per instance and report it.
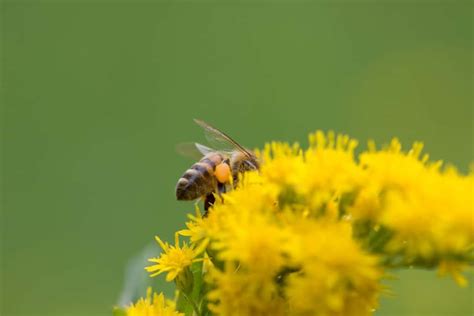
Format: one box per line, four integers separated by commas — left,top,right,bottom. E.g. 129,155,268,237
203,193,215,217
204,168,231,218
203,183,227,217
217,182,229,202
218,182,227,195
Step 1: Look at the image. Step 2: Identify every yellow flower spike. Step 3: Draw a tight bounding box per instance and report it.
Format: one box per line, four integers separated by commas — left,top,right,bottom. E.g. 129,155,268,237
154,236,168,253
367,139,376,152
388,138,402,152
408,141,424,159
313,130,326,148
327,130,335,147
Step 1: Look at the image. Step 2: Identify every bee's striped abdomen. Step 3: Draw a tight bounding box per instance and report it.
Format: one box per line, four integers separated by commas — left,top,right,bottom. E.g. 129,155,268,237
175,154,223,201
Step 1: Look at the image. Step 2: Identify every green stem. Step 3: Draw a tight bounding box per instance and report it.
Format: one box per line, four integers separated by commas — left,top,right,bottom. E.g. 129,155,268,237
182,291,201,316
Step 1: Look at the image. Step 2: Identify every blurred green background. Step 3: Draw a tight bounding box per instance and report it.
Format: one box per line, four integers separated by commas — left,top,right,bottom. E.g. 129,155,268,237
2,1,472,315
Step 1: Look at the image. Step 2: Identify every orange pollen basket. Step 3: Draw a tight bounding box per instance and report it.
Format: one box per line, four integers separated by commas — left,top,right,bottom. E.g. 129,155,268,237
215,163,231,184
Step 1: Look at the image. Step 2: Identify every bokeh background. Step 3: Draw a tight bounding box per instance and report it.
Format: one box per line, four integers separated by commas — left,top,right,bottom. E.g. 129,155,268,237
2,1,472,315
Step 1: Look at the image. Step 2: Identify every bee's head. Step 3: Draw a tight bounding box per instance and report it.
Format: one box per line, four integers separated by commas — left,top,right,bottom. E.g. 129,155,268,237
230,150,260,173
245,153,260,170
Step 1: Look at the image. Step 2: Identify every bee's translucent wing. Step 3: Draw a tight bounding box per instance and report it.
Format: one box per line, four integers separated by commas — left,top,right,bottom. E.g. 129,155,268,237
194,119,252,158
195,143,215,156
176,142,215,160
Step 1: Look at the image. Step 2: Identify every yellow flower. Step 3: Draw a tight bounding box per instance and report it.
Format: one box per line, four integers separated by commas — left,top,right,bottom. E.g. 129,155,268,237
206,262,287,316
304,130,361,192
353,139,474,273
126,288,183,316
209,182,287,276
177,205,210,249
145,235,207,282
285,220,382,316
257,131,362,217
257,141,304,188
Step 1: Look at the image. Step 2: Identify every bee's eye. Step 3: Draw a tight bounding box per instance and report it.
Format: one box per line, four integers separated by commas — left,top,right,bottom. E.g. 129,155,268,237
244,160,258,170
215,163,231,184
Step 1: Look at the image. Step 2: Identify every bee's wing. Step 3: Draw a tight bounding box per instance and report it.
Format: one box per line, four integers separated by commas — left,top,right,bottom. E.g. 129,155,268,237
175,142,216,160
194,119,252,158
195,143,216,156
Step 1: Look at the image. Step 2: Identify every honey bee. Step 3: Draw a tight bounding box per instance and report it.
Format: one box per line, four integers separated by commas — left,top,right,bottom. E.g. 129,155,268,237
176,119,259,211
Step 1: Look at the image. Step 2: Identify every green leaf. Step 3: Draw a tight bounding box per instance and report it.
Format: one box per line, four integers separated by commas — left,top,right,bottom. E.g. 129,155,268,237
176,259,206,316
191,260,204,304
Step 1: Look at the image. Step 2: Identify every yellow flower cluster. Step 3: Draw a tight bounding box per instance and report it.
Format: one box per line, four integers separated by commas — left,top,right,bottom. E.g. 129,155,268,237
256,132,472,285
126,288,183,316
353,139,473,282
205,208,382,316
135,131,472,316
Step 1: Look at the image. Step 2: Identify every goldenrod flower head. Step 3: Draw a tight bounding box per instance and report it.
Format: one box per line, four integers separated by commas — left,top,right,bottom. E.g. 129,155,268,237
286,221,382,316
257,131,362,216
351,139,435,222
211,195,290,279
207,263,287,316
304,130,361,192
354,139,474,273
126,288,183,316
145,235,206,282
257,141,304,187
129,130,472,316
